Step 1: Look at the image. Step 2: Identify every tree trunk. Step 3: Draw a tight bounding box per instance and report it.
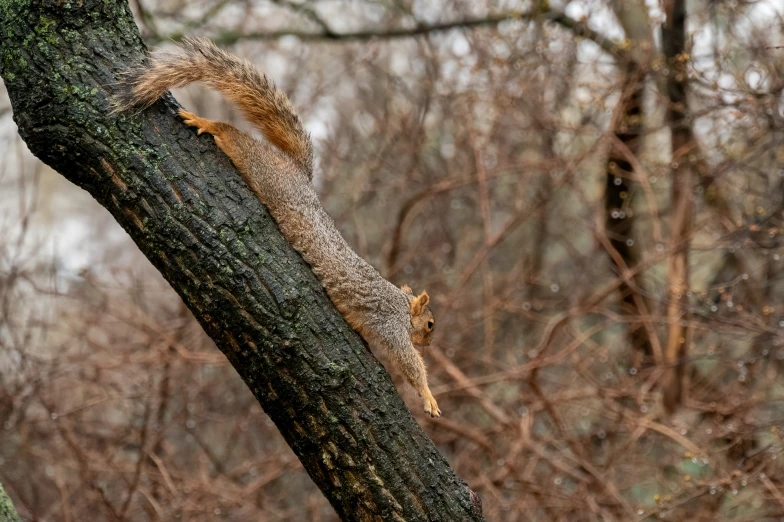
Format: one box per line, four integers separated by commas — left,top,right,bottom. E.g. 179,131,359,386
604,62,658,360
0,2,483,520
603,2,660,368
661,0,693,413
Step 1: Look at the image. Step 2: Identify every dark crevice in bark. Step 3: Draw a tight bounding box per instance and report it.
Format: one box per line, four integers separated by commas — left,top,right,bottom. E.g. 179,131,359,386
0,2,483,520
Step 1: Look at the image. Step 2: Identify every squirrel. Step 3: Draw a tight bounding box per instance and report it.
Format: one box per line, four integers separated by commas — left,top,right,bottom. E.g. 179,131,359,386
116,38,440,417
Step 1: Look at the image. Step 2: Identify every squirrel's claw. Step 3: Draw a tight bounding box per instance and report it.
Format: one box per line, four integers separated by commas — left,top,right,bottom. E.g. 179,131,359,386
179,109,212,136
424,394,441,418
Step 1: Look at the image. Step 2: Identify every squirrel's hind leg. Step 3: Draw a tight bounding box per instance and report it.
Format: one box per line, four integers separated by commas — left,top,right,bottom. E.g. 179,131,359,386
179,110,219,136
179,109,255,172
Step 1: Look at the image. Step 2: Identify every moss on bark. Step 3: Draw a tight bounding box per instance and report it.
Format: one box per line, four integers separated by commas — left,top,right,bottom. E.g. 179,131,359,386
0,484,21,522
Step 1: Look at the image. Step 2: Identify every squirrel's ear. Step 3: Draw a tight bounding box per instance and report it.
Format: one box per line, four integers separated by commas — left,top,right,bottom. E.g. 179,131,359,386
401,284,413,295
410,291,430,316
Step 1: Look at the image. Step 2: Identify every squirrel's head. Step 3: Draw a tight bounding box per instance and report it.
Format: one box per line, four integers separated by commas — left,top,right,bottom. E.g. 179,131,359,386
401,285,435,347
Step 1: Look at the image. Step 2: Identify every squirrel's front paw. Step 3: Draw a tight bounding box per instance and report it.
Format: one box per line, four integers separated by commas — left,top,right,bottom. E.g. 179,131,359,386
423,394,441,418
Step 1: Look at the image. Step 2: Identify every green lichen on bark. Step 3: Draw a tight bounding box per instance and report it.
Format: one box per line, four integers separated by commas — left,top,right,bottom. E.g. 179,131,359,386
0,1,484,520
0,484,21,522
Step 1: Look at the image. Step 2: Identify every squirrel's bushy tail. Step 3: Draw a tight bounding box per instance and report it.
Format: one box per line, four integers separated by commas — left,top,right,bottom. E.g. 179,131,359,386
118,37,313,174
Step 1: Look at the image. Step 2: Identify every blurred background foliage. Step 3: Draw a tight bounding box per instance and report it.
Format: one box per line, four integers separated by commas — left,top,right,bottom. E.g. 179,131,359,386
2,0,784,520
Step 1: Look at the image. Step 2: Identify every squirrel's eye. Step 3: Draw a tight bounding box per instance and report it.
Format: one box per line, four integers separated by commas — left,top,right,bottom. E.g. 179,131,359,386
427,320,434,330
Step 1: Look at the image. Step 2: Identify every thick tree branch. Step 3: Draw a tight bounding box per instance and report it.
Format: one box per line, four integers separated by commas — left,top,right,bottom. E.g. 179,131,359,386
0,1,483,520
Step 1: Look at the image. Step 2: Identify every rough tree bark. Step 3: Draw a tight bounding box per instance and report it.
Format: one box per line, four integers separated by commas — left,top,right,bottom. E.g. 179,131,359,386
0,1,483,520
